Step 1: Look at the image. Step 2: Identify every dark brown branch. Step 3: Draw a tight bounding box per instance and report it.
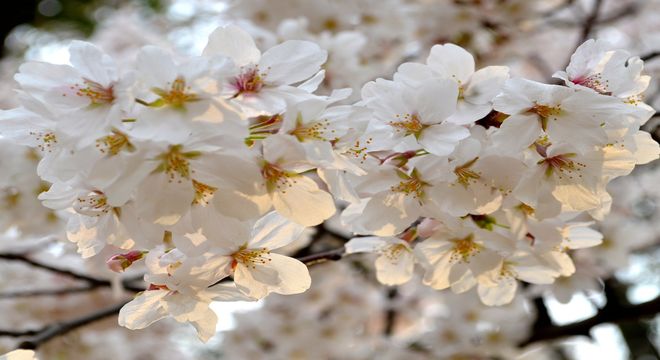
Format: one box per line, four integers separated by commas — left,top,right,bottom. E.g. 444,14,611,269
297,247,345,266
641,51,660,62
0,253,144,292
383,288,398,336
560,0,604,71
576,0,603,47
16,301,129,350
521,295,660,346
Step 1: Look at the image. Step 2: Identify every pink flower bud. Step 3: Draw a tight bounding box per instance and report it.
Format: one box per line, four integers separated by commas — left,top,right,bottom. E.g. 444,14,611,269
106,250,147,273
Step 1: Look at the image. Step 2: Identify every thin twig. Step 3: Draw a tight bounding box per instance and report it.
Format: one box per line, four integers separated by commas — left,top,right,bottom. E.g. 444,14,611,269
559,0,604,71
383,288,398,336
16,301,129,350
0,253,144,292
641,51,660,62
297,247,345,266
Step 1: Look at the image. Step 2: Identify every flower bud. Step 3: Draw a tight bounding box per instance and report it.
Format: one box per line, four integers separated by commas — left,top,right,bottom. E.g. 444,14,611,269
106,250,147,273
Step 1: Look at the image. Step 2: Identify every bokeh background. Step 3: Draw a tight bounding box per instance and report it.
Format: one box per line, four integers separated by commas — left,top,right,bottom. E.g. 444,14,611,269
0,1,658,359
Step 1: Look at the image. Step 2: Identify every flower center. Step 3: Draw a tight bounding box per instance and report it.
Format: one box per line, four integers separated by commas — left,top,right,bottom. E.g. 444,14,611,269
96,129,134,156
454,157,480,187
571,73,609,94
147,76,200,109
290,113,334,142
232,245,271,269
346,138,373,163
450,235,482,263
30,131,58,153
389,113,425,137
261,161,299,193
74,191,112,217
527,103,562,130
155,145,201,181
539,153,586,180
380,243,410,262
70,78,115,105
192,180,217,205
391,170,427,200
232,66,266,96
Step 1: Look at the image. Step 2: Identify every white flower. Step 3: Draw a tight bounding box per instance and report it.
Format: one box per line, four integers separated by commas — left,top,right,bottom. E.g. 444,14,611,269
203,25,327,116
415,222,502,292
476,251,558,306
177,211,312,299
554,39,650,98
514,142,634,218
341,155,449,236
491,79,631,154
14,41,131,147
255,134,336,226
345,235,415,285
362,79,469,156
119,282,252,342
396,43,509,125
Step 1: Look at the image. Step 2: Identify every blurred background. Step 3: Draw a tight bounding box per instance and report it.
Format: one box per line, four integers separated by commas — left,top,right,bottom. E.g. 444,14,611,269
0,0,658,359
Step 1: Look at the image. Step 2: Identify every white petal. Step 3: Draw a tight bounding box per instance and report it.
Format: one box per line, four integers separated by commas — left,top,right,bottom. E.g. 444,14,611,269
345,236,388,254
250,211,306,249
272,175,336,226
478,279,517,306
427,43,474,82
260,40,327,85
375,249,415,285
118,290,169,330
491,114,542,154
203,25,261,65
414,79,459,123
465,66,509,104
418,123,470,156
266,253,311,295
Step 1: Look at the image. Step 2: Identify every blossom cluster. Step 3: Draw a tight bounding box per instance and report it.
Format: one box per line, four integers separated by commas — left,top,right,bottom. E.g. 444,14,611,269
0,21,656,342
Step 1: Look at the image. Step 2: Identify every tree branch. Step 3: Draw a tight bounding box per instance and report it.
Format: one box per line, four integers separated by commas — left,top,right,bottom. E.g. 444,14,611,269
383,288,398,336
14,301,129,350
297,247,345,266
521,295,660,346
0,253,144,292
641,51,660,62
560,0,604,71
